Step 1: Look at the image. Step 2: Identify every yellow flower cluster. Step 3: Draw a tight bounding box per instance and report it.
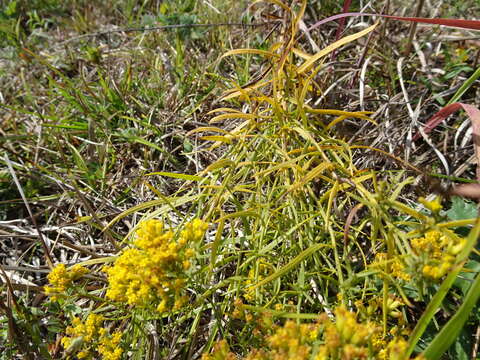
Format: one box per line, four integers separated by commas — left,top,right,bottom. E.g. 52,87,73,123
378,338,416,360
98,329,123,360
371,228,466,283
355,296,405,322
373,253,411,282
61,314,123,360
44,263,88,300
201,340,236,360
203,321,319,360
315,306,379,360
411,230,466,280
258,321,319,360
204,305,426,360
316,307,424,360
231,298,275,340
103,219,208,313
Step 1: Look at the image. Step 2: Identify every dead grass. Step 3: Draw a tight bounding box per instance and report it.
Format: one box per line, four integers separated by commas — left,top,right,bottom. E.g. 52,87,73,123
1,0,480,358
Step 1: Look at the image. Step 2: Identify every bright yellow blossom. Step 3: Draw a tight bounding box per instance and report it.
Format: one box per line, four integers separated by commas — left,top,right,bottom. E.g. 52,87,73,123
98,331,123,360
205,305,426,360
62,314,123,360
205,320,319,360
372,252,411,282
103,219,208,313
201,340,236,360
411,230,466,281
44,263,88,300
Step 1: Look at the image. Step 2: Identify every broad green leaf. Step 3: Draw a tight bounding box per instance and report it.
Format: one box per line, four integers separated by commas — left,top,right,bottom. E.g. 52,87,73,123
445,196,478,221
422,270,480,359
406,219,480,357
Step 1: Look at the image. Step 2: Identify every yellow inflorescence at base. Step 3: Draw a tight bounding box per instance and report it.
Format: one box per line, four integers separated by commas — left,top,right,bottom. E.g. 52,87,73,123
204,305,425,360
103,219,208,313
61,314,123,360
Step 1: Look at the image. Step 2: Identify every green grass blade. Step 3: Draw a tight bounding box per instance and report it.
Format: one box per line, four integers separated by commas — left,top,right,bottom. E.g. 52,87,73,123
103,194,198,231
406,218,480,357
447,66,480,105
113,134,181,167
241,304,320,320
248,243,328,292
422,270,480,359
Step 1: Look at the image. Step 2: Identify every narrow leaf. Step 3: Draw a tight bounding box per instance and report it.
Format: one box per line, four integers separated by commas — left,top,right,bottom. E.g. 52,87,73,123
447,67,480,105
406,219,480,357
186,127,230,136
308,12,480,32
145,171,204,181
209,113,260,124
298,22,378,74
248,243,328,291
103,195,197,230
203,159,235,173
220,48,279,59
423,270,480,359
201,136,233,144
287,162,333,193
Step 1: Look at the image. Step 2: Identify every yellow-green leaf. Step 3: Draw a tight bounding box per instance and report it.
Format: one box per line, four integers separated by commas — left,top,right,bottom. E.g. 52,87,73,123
201,136,233,144
248,243,327,291
209,112,259,124
220,48,279,60
203,159,235,173
287,162,333,193
145,171,204,181
298,22,379,74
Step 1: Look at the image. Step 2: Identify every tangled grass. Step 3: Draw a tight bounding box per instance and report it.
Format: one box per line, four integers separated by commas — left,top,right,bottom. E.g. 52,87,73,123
1,0,480,359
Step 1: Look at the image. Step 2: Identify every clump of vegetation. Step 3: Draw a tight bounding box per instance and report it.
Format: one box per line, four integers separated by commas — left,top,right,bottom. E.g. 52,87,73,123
102,219,207,312
1,0,480,359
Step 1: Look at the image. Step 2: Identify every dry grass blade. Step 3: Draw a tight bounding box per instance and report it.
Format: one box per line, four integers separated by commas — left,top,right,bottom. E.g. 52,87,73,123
308,12,480,32
3,155,54,268
344,203,364,246
414,103,480,193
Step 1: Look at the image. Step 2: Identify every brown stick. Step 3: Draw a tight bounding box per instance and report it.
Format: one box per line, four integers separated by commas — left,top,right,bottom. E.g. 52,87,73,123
404,0,426,55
